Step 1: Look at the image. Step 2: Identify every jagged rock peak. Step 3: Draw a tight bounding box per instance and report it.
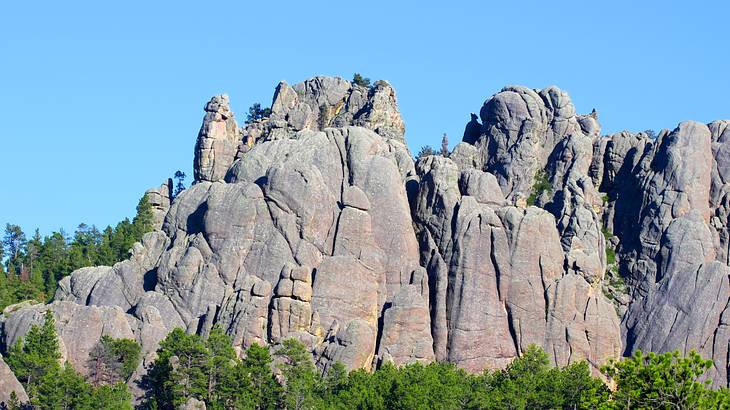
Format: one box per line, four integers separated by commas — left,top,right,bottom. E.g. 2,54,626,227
145,178,172,230
193,94,241,183
459,85,600,203
192,76,407,185
268,76,406,141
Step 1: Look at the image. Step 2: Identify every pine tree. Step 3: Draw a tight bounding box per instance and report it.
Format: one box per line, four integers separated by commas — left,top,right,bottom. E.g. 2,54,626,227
88,336,141,386
3,224,26,274
275,338,319,410
352,73,371,88
133,193,154,237
146,328,209,409
242,343,281,410
173,170,187,197
440,133,449,156
6,310,61,392
205,326,236,404
33,363,92,409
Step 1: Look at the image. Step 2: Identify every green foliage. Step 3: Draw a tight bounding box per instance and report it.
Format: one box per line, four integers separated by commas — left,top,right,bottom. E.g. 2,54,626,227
526,169,553,206
0,192,155,311
5,310,134,409
173,170,187,197
416,145,435,159
88,336,142,386
606,246,616,266
145,328,209,408
145,328,281,410
470,345,608,409
601,350,719,409
246,103,272,124
6,311,61,392
8,318,730,410
352,73,371,88
242,342,281,410
275,338,319,410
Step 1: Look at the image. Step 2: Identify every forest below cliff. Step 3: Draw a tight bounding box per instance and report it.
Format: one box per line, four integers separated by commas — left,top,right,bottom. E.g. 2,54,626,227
4,310,730,409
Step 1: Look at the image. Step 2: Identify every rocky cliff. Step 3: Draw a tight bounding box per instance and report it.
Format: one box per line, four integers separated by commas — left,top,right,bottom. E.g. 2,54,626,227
3,76,729,397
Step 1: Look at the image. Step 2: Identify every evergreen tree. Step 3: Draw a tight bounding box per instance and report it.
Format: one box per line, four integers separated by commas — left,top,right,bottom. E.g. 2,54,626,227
275,338,320,410
204,326,236,405
33,363,92,409
242,343,281,410
6,311,61,392
3,224,26,261
3,224,26,273
173,170,187,197
440,133,449,156
352,73,371,88
416,145,435,159
602,349,717,409
145,328,209,409
132,193,154,238
88,336,141,386
246,103,272,124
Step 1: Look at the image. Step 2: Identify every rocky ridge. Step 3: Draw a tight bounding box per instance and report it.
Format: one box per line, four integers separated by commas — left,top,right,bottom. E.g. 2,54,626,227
2,76,729,402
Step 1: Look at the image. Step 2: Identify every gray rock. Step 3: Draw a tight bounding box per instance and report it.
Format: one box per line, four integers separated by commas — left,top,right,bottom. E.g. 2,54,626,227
194,95,241,182
180,397,207,410
0,354,28,405
269,77,406,142
146,179,173,230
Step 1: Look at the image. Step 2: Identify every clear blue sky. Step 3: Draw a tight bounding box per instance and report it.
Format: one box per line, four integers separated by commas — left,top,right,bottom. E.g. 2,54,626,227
1,0,729,237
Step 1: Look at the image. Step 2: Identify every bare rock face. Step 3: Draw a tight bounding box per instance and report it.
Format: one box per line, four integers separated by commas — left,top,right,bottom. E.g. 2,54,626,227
436,85,621,372
145,178,173,230
470,86,593,202
194,95,241,182
267,76,405,142
0,354,28,405
412,153,621,373
606,121,730,387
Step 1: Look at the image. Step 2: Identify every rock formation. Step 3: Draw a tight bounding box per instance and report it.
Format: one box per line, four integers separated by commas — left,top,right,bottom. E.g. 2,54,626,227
0,354,27,405
2,76,730,401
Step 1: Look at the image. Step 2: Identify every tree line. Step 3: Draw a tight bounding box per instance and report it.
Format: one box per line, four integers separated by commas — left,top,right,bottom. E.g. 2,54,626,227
4,310,730,409
0,194,155,311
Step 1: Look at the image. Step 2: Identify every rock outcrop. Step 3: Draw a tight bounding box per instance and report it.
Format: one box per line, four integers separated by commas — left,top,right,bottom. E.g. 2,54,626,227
0,354,27,406
3,76,730,398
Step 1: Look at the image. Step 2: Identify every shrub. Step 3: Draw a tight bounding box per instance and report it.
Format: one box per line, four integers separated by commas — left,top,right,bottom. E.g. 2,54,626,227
352,73,371,88
526,169,552,206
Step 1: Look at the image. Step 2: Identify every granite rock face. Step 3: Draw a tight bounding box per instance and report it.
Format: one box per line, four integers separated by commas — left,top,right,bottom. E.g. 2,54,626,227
0,354,27,405
145,178,173,230
410,86,622,373
194,95,241,182
3,77,730,396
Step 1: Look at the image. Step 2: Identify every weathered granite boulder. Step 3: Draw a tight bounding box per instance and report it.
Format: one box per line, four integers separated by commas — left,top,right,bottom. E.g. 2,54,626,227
269,76,405,142
0,354,27,405
145,178,173,230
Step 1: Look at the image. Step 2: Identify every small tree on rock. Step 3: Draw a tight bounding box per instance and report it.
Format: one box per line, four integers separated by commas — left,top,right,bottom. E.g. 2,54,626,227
440,133,449,156
173,170,186,197
246,103,271,124
416,145,435,160
352,73,371,88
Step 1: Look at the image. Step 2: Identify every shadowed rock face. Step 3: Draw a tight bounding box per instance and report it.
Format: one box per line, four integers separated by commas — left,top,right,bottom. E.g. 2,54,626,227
3,77,730,402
